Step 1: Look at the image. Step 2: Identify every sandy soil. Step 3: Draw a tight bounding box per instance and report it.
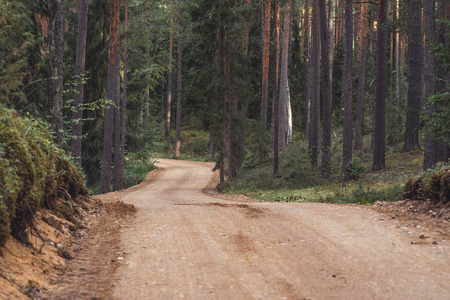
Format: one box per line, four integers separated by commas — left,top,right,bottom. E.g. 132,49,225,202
45,159,450,299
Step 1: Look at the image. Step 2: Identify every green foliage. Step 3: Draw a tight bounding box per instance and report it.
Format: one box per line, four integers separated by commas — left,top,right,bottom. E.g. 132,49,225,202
346,158,368,180
422,93,450,146
0,0,36,105
0,105,88,246
123,154,155,189
317,183,404,205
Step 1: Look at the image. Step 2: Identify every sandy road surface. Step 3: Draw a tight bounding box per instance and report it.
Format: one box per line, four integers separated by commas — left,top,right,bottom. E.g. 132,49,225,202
112,159,450,300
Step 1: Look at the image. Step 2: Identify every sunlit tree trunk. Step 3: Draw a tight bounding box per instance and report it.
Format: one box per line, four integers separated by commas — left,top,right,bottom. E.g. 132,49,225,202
100,0,120,194
278,0,292,151
71,0,88,166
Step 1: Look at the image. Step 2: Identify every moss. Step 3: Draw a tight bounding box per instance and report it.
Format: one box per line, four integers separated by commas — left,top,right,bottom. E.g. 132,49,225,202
0,105,89,246
404,163,450,204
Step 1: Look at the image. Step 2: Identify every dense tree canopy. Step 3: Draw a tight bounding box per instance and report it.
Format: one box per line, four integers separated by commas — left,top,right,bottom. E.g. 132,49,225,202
1,0,449,191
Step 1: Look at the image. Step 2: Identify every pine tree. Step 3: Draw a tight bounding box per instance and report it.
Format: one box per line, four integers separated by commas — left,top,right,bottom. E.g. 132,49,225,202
71,0,89,166
100,0,120,194
372,0,388,171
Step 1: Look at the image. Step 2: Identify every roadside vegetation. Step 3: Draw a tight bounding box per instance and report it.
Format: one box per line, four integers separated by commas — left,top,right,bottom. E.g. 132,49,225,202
159,124,448,207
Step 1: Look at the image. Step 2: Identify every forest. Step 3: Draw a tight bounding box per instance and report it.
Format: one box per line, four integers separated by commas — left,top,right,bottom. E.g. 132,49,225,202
1,0,449,196
2,0,450,297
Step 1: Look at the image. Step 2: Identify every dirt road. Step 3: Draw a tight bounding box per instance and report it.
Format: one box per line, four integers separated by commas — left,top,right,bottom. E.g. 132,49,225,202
106,159,450,299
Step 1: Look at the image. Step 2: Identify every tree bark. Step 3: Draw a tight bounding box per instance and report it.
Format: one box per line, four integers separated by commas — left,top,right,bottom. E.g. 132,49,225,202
260,0,270,162
278,0,292,151
403,0,423,152
100,0,120,194
372,0,388,171
342,0,353,178
71,0,88,166
354,2,368,151
304,0,311,142
165,6,174,138
117,0,129,190
320,0,331,177
48,0,65,146
174,11,182,159
423,0,438,170
273,0,280,176
310,0,320,167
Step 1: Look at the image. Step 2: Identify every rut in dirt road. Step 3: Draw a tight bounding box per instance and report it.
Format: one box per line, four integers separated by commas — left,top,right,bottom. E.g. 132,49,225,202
113,159,450,300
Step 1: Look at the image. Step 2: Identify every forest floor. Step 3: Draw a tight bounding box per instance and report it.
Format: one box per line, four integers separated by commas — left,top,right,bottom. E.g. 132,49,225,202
2,159,450,299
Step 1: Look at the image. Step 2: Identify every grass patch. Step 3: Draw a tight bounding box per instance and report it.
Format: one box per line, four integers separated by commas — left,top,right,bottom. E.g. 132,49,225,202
221,132,423,205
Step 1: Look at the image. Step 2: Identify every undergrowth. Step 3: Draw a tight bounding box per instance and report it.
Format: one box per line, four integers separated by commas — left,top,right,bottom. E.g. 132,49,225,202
0,105,88,246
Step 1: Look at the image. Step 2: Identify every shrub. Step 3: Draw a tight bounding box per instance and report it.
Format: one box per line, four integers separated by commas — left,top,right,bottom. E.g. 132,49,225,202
0,105,88,246
404,162,450,204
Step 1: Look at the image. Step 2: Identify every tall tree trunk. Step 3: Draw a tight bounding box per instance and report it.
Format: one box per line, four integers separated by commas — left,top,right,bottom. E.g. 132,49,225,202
310,0,320,166
273,0,280,176
48,0,65,146
242,0,251,55
174,11,182,159
71,0,88,166
354,2,368,151
395,0,401,104
286,80,292,145
304,0,311,142
372,0,388,171
260,0,270,162
403,0,423,152
320,0,332,177
165,6,174,138
423,0,438,170
100,0,120,194
342,0,353,178
278,0,292,151
117,0,129,190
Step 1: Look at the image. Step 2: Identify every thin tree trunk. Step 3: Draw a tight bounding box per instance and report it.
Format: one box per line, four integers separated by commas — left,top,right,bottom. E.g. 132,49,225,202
286,80,292,145
372,0,388,171
174,11,182,159
273,0,280,176
100,0,120,194
310,0,320,166
320,0,332,177
117,0,129,190
278,0,292,151
48,0,65,146
395,0,401,104
354,2,368,151
423,0,438,170
342,0,353,178
165,6,174,138
71,0,88,166
304,0,311,143
260,0,270,162
403,0,423,152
